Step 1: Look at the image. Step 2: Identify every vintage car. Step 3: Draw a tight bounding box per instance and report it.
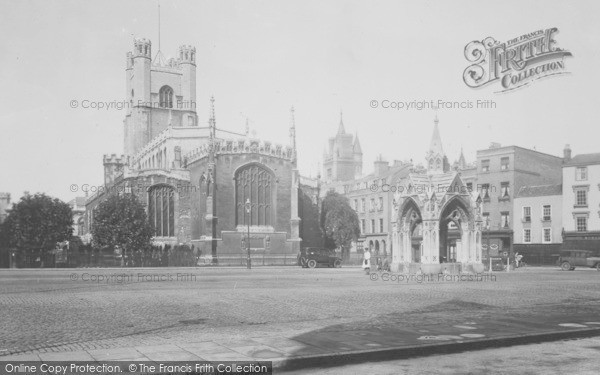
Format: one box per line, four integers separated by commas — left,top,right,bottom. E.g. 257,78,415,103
297,247,342,268
557,250,600,271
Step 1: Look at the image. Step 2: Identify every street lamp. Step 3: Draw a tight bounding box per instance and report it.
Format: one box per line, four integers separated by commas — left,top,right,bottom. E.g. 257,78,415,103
245,198,251,269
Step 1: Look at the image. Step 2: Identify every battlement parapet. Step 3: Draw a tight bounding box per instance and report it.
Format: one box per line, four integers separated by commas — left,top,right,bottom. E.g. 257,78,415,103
185,138,293,165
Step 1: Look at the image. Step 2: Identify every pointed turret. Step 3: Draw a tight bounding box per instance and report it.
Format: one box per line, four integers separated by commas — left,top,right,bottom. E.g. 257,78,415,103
353,133,362,154
337,110,346,135
426,113,446,175
457,147,467,170
429,114,444,157
323,111,362,181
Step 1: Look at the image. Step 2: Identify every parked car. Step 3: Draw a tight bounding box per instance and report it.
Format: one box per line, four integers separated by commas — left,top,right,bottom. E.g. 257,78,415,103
297,247,342,268
556,250,600,271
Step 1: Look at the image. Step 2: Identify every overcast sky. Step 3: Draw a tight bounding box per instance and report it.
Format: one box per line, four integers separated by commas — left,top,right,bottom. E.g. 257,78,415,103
1,0,599,203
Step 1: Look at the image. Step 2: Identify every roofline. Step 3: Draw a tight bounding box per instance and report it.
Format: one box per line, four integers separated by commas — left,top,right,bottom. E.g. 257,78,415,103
322,164,413,186
514,194,562,199
563,158,600,167
515,183,563,198
476,145,562,160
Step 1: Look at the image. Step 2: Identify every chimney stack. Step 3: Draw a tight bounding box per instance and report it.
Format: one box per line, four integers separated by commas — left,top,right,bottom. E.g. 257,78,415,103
563,144,572,162
373,155,389,176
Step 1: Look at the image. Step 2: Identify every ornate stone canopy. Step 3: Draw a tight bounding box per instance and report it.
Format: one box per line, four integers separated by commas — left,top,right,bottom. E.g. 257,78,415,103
391,171,484,274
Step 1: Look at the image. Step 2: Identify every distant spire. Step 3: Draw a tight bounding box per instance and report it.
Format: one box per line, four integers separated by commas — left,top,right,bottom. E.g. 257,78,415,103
337,110,345,135
353,132,362,154
245,118,250,137
429,113,444,157
458,147,466,167
158,0,161,52
152,0,167,66
426,111,445,175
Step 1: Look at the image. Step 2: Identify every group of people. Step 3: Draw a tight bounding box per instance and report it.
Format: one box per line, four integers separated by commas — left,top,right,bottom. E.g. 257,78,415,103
361,249,390,274
361,250,525,273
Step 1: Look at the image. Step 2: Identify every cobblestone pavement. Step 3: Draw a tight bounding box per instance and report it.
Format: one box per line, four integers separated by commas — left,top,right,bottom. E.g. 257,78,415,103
1,266,599,356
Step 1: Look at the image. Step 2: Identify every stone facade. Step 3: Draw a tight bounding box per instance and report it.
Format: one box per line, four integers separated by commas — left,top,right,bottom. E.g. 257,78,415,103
83,39,301,261
68,197,86,237
474,144,563,259
513,184,563,264
323,159,412,259
561,145,600,252
389,116,483,274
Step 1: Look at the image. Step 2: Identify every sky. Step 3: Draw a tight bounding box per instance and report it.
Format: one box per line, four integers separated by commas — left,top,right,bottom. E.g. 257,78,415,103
1,0,599,203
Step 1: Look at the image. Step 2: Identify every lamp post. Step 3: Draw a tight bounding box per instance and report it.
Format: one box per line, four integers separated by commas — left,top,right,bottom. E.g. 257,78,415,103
245,198,251,269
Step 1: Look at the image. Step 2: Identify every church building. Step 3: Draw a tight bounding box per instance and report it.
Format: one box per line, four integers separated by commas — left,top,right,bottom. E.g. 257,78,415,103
84,39,302,261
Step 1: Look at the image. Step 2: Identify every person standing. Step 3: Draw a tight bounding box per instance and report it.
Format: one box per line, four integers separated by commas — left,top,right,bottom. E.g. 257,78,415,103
515,252,523,268
362,248,371,274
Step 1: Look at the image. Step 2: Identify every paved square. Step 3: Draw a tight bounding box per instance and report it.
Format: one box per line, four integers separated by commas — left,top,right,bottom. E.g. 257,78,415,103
1,266,599,359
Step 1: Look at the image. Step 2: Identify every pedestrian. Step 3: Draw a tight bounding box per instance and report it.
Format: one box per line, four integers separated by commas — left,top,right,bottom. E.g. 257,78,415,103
382,257,390,272
362,248,371,274
515,252,523,268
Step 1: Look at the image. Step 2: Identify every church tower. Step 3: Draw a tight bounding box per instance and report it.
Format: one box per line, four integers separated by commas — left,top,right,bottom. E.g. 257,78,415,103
322,112,363,182
426,114,448,175
123,38,198,158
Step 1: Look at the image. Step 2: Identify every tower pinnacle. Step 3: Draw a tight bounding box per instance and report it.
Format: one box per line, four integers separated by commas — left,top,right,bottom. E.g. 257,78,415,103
337,110,345,135
429,114,444,157
426,112,446,174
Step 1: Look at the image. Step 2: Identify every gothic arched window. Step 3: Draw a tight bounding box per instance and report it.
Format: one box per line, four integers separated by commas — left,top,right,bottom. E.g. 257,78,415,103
159,86,173,108
148,185,175,237
235,164,273,226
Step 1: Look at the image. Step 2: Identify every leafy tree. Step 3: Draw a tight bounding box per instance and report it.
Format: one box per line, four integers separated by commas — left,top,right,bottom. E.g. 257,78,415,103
91,193,153,261
320,190,360,260
2,193,73,265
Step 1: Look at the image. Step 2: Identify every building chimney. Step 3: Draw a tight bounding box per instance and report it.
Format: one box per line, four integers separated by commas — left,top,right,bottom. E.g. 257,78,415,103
373,155,389,176
563,144,572,162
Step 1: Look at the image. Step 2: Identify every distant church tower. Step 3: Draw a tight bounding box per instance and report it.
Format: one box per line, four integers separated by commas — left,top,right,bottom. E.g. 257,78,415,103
426,114,449,175
322,112,363,182
123,38,198,158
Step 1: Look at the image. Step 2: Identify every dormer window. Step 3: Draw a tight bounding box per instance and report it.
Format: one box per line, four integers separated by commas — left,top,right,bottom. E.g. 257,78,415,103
159,86,174,108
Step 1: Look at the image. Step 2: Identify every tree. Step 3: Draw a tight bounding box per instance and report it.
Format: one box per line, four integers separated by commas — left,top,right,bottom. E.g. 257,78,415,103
91,193,153,261
2,193,73,266
320,190,360,261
